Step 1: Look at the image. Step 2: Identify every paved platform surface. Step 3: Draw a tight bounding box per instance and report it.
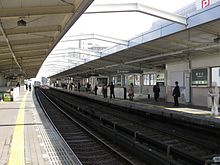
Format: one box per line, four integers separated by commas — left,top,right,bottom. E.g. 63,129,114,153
0,89,81,165
56,87,220,129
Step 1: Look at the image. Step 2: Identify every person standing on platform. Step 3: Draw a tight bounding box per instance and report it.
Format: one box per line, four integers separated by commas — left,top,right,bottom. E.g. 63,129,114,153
16,82,20,88
109,82,115,99
128,83,134,101
94,85,98,95
86,82,91,93
208,82,219,116
102,83,107,98
16,82,20,91
86,82,89,92
153,82,160,102
77,82,81,92
172,81,180,106
28,83,31,91
69,83,73,90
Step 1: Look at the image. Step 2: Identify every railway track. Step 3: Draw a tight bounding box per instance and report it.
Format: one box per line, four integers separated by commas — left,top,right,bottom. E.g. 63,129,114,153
35,88,141,165
38,87,220,165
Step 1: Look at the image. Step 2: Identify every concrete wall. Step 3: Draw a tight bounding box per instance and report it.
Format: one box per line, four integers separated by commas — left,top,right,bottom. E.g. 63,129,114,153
191,53,220,68
166,52,220,106
191,87,209,107
166,61,190,103
190,53,220,107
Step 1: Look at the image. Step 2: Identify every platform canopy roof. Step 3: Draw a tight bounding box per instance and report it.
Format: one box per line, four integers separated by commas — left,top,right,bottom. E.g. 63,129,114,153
50,1,220,79
0,0,93,79
39,0,192,78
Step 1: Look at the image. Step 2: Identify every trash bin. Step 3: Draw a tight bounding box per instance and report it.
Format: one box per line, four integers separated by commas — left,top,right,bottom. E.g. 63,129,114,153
3,92,12,101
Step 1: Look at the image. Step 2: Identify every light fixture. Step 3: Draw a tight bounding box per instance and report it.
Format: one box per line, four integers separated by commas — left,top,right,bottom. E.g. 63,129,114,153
17,19,27,26
213,35,220,43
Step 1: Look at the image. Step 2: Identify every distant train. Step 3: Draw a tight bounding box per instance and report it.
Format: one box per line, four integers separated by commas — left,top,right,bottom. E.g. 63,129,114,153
33,81,41,87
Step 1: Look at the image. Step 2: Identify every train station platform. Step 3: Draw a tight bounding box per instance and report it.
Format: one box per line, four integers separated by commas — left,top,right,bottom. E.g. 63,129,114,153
56,87,220,129
0,89,81,165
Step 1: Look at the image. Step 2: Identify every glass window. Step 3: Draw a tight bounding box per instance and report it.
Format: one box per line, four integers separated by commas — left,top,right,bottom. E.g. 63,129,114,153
112,75,121,84
143,74,149,85
115,75,121,86
125,76,128,85
143,73,156,85
134,75,140,86
150,74,156,85
128,75,134,85
117,75,121,83
112,76,115,84
212,67,220,86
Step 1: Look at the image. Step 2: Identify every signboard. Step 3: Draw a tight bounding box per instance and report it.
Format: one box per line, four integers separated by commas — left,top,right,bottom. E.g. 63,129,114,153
196,0,220,10
202,0,210,8
157,73,165,82
192,68,208,85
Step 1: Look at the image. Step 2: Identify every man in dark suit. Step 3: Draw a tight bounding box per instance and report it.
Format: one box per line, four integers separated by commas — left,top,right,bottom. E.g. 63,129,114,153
109,82,115,99
172,81,180,106
153,82,160,102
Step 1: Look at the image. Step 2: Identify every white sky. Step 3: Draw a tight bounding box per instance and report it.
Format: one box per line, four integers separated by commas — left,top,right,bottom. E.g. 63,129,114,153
37,0,196,78
66,0,195,39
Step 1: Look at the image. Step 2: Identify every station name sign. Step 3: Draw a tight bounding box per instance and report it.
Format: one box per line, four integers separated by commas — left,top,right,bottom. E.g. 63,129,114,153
192,68,208,85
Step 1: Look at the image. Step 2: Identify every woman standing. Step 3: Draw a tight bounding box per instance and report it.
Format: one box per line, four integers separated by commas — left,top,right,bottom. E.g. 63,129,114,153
128,83,134,101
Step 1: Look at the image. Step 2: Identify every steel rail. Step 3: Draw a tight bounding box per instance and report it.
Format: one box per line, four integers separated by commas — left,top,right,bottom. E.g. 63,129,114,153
36,88,136,165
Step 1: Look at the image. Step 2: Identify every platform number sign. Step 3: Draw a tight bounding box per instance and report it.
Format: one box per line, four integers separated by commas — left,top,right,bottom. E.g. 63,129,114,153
201,0,210,8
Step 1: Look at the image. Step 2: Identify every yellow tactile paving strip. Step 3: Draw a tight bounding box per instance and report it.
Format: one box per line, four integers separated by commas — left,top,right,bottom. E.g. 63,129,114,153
8,92,28,165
